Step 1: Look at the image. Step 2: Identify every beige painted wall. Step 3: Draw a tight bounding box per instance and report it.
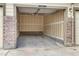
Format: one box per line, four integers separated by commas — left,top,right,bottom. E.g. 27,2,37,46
44,10,64,40
19,14,44,32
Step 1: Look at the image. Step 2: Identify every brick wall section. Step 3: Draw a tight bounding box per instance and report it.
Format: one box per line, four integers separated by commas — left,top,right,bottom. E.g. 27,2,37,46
3,16,17,49
65,18,73,46
64,5,75,46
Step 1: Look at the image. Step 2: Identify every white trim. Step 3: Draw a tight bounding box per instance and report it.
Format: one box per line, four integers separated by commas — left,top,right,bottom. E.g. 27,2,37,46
0,7,3,48
75,11,79,45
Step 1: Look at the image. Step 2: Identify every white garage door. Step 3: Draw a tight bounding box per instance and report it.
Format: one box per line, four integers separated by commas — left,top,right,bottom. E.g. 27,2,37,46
75,11,79,45
0,7,3,48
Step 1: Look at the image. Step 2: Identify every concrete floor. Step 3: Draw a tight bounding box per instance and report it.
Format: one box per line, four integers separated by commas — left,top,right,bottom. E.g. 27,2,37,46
17,35,63,48
1,35,79,56
1,47,79,56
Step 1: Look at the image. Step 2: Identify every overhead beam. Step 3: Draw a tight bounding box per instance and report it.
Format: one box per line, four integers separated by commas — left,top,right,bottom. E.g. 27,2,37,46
15,3,71,9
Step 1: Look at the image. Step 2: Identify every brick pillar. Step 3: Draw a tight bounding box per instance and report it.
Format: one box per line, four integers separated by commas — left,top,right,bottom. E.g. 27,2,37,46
64,4,75,46
3,4,17,49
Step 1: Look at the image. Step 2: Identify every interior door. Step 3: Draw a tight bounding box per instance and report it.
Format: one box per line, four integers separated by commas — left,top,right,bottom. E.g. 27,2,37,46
0,7,3,48
75,11,79,45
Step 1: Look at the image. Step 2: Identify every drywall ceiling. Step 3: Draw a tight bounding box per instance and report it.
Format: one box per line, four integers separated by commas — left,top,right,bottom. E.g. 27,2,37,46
38,8,56,13
16,3,70,9
18,7,57,14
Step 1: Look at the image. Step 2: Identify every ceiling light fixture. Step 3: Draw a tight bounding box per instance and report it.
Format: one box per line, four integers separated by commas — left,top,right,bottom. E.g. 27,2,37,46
38,5,47,7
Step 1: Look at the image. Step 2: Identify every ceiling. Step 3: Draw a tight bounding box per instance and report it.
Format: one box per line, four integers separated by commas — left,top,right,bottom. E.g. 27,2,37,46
18,7,57,14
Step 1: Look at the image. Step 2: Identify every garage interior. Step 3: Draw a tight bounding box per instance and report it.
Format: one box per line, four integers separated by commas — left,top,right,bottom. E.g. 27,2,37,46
16,6,64,48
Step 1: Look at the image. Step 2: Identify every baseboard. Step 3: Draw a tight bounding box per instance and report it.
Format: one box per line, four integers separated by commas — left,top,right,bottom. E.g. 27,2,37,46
19,31,43,36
